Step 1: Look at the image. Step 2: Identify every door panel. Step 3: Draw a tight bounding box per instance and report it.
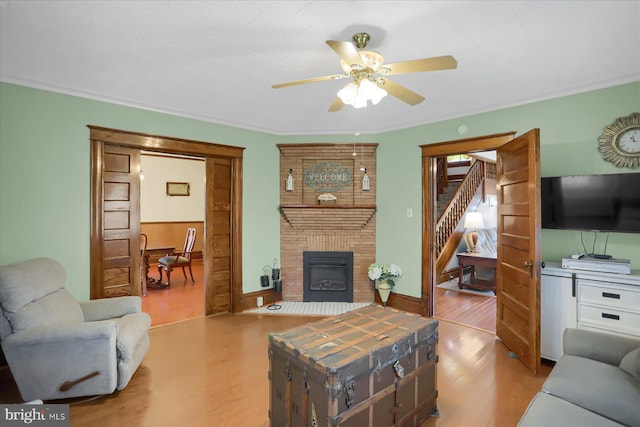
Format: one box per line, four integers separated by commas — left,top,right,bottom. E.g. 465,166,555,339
205,158,233,314
91,143,141,298
496,129,541,374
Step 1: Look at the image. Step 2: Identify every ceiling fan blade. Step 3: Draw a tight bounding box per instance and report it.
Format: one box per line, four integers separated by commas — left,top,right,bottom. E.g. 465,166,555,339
326,40,364,67
379,78,425,105
383,55,457,75
272,74,348,89
328,97,345,112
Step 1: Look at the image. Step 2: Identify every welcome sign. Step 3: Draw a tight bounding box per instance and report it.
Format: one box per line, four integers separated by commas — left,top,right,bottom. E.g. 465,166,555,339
303,162,353,192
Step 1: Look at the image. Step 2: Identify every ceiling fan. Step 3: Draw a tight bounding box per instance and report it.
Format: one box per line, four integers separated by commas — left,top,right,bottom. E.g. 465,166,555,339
272,32,457,112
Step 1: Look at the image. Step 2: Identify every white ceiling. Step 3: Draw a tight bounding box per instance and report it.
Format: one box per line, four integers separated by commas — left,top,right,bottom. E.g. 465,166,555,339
1,1,639,136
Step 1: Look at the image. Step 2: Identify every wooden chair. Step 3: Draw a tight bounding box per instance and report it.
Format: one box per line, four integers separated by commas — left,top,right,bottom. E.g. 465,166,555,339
157,228,197,286
140,233,148,296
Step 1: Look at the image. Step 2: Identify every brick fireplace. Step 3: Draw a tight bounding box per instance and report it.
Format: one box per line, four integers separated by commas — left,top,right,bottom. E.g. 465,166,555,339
278,143,378,303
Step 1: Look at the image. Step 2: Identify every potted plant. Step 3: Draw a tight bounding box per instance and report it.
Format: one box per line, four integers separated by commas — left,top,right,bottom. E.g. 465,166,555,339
368,263,402,306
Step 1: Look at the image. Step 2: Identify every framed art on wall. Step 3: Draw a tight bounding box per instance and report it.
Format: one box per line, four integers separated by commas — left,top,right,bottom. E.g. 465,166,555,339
166,182,190,196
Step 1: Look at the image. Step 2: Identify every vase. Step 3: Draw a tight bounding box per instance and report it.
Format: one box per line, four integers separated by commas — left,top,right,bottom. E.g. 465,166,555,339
377,280,392,306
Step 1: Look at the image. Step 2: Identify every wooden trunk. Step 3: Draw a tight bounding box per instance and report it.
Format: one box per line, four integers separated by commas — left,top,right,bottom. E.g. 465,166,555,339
268,305,439,427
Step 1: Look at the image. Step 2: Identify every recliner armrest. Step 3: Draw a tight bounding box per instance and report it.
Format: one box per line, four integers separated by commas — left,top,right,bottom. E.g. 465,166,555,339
79,296,141,321
563,328,640,366
2,320,118,346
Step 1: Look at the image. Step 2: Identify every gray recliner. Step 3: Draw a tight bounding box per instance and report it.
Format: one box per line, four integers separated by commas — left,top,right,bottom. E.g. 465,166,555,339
0,257,151,401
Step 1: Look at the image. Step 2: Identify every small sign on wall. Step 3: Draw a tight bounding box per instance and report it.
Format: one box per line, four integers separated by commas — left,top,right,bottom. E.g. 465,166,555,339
166,182,190,196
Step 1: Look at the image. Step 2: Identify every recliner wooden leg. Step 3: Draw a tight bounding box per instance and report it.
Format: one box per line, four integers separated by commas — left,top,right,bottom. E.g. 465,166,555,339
188,265,194,282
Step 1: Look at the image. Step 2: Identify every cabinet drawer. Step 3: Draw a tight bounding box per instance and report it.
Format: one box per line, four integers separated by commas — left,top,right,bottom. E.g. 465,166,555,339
578,304,640,335
578,280,640,310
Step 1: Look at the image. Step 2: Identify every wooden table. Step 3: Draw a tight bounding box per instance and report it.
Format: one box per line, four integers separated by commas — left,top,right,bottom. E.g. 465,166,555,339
457,252,497,294
144,246,174,289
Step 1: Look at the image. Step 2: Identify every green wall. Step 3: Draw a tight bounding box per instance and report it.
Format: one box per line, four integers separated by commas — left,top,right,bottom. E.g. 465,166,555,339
0,82,282,300
372,81,640,297
1,81,639,301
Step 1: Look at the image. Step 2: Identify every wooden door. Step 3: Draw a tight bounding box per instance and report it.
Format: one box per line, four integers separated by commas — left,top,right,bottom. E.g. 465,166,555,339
205,157,233,314
90,126,244,311
91,143,141,298
495,129,541,374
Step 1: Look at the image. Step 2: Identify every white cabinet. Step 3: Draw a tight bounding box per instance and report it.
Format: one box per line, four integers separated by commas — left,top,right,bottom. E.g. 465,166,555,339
541,262,640,361
576,272,640,338
541,266,577,361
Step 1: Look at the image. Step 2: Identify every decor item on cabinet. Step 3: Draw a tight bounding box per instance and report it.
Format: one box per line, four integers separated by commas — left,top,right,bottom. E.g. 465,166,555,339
597,112,640,169
272,32,457,112
463,212,485,253
317,192,337,205
0,258,151,401
362,168,370,191
285,169,294,191
368,263,402,306
166,181,190,196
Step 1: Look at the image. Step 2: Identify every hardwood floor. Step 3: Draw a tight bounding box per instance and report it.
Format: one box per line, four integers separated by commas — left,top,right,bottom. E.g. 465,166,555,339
142,260,205,327
143,260,497,335
434,286,497,333
0,314,550,426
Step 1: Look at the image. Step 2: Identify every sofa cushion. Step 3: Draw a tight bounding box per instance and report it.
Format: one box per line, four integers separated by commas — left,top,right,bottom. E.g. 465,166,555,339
543,355,640,427
158,255,189,265
620,346,640,381
518,392,622,427
477,227,497,253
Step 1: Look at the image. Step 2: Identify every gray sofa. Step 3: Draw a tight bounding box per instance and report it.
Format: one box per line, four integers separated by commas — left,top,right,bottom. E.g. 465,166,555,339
518,328,640,427
0,257,151,401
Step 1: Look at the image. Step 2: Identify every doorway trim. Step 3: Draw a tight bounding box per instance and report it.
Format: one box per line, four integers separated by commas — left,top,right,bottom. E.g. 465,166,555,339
421,132,515,317
89,126,245,314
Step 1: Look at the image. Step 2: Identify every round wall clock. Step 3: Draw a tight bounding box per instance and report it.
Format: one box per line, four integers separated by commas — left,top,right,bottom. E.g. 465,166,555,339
597,112,640,168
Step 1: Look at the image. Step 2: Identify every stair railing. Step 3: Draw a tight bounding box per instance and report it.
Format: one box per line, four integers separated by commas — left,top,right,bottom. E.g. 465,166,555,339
435,160,485,258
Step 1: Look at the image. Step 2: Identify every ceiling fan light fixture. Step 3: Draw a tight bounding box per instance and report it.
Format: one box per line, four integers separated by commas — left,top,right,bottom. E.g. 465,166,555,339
337,78,387,109
339,50,384,74
360,78,387,105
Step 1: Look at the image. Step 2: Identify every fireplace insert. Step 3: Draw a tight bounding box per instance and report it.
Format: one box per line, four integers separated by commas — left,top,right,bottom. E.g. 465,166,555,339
303,251,353,302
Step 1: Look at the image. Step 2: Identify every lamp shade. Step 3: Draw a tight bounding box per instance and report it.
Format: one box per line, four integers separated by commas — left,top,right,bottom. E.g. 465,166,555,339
337,78,387,109
463,212,485,229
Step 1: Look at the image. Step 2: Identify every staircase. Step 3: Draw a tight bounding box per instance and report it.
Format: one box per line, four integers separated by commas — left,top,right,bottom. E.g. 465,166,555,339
437,182,462,219
434,159,485,283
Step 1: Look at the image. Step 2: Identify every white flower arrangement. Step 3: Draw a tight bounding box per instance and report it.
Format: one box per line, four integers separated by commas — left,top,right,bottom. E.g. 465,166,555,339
367,263,402,287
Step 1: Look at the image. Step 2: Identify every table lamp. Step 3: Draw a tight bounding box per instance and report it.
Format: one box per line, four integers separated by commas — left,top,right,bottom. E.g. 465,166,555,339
463,212,485,253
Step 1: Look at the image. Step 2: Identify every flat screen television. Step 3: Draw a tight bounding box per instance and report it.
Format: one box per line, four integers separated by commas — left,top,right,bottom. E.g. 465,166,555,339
541,173,640,234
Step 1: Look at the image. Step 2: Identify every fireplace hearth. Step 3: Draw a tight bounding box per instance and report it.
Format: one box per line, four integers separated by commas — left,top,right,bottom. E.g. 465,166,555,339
303,251,353,302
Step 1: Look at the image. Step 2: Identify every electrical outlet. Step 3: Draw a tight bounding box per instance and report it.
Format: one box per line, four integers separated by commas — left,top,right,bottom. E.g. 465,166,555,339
406,208,413,218
257,296,264,307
